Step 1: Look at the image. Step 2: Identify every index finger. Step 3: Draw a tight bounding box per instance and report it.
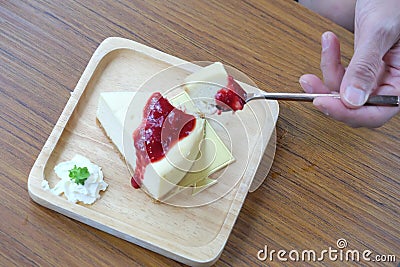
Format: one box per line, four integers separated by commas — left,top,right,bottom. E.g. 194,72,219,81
313,96,400,128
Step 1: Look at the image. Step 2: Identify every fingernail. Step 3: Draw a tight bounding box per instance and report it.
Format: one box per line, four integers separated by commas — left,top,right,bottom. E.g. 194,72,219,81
321,107,329,116
314,99,329,116
299,78,313,93
344,86,367,106
321,32,330,52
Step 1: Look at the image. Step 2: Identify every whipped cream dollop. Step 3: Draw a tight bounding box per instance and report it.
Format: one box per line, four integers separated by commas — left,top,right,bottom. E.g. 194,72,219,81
42,154,108,204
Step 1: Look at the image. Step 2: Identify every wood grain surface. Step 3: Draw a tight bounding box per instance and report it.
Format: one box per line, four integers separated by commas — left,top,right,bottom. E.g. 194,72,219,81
1,0,399,266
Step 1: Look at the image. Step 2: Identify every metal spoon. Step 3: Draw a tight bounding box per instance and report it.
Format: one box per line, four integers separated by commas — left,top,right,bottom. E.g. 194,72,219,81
244,92,399,106
216,92,399,112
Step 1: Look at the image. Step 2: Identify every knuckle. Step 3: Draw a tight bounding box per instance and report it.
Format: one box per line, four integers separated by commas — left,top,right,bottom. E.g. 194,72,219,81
350,56,382,86
320,58,341,72
320,61,330,71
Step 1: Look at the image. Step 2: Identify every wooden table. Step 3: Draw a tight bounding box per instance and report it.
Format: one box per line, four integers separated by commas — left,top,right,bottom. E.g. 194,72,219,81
1,0,399,266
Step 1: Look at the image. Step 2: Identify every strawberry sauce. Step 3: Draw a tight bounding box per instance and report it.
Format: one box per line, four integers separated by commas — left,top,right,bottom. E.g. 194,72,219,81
131,92,196,188
215,75,247,111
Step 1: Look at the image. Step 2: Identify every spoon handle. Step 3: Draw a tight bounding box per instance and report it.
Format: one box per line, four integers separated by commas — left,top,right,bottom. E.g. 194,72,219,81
247,93,399,106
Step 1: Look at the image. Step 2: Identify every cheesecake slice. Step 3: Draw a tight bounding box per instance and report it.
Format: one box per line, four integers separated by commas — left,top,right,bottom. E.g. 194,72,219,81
130,92,205,199
184,62,247,113
97,91,135,154
97,91,205,200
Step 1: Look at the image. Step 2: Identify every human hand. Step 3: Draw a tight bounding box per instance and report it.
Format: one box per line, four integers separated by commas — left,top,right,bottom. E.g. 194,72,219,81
299,0,400,128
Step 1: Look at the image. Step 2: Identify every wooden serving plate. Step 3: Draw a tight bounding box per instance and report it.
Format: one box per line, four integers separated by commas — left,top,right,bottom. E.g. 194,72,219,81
28,37,279,266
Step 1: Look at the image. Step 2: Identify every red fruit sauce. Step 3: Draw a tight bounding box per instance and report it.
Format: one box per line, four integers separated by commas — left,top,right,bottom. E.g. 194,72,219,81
215,75,247,111
131,92,196,188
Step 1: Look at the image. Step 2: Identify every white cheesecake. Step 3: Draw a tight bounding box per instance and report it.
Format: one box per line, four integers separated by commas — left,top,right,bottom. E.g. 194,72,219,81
184,62,228,101
96,92,135,154
184,62,247,112
97,91,205,200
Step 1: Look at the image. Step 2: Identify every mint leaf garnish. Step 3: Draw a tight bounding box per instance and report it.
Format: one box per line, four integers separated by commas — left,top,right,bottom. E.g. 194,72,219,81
68,165,90,185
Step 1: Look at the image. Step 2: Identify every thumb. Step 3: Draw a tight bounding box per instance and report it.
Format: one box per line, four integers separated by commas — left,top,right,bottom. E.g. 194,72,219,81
341,36,386,108
340,0,400,108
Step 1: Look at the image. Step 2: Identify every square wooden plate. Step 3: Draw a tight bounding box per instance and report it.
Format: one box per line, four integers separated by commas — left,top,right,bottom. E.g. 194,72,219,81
28,37,279,266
